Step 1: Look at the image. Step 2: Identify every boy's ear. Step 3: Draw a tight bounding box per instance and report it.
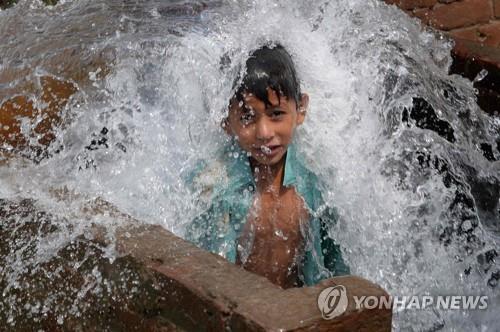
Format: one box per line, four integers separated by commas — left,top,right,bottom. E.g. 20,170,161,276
221,117,232,135
296,93,309,125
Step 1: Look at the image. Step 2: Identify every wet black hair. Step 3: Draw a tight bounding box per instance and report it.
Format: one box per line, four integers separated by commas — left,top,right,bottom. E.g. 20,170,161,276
232,44,301,108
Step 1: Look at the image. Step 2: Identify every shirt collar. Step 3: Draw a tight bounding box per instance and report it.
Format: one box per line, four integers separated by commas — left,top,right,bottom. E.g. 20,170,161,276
283,143,297,187
224,141,298,190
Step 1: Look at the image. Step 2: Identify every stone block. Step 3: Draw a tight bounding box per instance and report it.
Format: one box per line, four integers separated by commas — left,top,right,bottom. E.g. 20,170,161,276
116,222,393,331
413,0,493,30
0,198,393,331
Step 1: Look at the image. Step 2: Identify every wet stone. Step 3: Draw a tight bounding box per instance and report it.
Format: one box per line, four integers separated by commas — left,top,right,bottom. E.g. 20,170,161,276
0,199,180,331
0,198,392,331
0,76,77,164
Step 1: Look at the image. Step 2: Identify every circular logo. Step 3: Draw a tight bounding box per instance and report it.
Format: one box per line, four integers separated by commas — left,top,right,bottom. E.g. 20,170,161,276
317,285,348,320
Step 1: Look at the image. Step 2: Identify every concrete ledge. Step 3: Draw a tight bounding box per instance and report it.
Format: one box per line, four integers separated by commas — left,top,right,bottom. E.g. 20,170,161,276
116,224,392,331
0,198,392,331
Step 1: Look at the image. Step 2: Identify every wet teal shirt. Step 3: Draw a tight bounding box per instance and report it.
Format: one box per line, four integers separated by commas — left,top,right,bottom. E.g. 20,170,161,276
185,142,349,286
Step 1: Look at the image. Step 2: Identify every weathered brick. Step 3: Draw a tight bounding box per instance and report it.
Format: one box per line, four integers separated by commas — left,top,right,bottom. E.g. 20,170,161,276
494,0,500,18
385,0,437,10
413,0,493,30
449,22,500,47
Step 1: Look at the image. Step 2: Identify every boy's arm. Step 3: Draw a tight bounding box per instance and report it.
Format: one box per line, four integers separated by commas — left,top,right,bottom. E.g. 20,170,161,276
182,160,238,261
184,201,237,262
182,160,216,250
184,204,215,251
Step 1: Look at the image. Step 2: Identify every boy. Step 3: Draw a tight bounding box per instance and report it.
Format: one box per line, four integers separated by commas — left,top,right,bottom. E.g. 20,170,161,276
186,44,349,289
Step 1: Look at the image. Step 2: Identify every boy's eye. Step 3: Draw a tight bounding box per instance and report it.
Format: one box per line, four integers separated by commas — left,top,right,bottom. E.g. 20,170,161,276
270,109,284,118
240,109,255,124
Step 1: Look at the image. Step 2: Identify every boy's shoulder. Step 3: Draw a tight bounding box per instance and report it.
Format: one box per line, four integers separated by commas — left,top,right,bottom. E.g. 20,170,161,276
184,152,230,205
184,144,250,202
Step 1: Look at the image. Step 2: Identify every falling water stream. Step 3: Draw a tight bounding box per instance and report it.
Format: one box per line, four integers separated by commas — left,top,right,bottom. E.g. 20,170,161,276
0,0,499,330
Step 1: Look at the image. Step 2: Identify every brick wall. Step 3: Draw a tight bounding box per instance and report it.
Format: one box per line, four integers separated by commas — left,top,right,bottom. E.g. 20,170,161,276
386,0,500,46
385,0,500,116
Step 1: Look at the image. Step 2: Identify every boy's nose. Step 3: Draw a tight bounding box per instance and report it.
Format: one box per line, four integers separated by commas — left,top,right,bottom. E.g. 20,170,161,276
255,118,274,141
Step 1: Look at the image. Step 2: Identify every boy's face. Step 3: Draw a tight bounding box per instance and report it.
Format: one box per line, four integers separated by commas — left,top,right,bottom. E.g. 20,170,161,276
225,88,308,167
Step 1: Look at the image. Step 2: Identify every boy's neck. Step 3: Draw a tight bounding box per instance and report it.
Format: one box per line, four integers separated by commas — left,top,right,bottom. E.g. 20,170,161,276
249,154,287,194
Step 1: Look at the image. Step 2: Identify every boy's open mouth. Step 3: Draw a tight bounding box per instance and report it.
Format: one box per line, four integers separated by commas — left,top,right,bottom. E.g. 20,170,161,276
256,145,282,157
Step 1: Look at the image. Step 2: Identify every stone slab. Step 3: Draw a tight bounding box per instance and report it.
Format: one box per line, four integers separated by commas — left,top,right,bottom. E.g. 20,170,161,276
0,198,392,331
116,224,393,331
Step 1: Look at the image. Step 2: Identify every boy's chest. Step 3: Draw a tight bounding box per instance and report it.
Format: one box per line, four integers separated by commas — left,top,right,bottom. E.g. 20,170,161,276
246,187,310,239
236,186,311,287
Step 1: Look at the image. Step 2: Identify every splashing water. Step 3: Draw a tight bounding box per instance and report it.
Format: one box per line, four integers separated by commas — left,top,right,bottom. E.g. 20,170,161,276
1,0,499,330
